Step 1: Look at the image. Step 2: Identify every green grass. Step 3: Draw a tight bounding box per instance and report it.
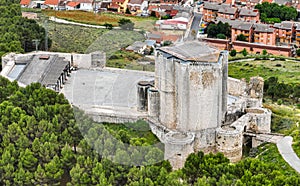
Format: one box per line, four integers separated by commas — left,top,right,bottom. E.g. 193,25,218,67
38,21,145,57
229,60,300,83
255,143,299,176
107,50,155,71
103,120,160,146
84,29,145,58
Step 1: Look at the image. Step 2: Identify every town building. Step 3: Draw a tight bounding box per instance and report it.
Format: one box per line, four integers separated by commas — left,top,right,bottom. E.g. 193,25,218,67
253,24,276,45
273,21,295,45
217,6,238,20
231,22,254,42
238,8,260,22
108,0,130,13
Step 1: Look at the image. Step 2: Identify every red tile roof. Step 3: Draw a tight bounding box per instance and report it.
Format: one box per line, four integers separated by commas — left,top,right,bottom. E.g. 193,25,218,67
67,1,80,7
112,0,126,3
44,0,60,5
20,0,31,5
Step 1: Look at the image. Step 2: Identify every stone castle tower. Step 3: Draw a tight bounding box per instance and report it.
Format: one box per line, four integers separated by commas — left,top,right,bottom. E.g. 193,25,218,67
137,41,271,169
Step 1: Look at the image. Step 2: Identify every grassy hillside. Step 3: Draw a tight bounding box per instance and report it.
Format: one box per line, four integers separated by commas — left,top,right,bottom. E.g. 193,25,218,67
229,60,300,84
40,21,145,57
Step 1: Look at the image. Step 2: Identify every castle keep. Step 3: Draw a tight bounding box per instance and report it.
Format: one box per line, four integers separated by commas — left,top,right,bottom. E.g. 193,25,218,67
137,41,271,169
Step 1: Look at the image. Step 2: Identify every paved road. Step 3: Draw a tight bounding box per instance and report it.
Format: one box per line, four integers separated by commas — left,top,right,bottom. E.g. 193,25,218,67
277,136,300,173
186,13,202,41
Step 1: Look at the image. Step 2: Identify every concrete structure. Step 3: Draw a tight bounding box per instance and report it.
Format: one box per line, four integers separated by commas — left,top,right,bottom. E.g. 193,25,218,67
1,53,70,91
1,51,106,91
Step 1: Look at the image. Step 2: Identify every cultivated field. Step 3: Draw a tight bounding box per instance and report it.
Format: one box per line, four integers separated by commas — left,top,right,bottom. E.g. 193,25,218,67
43,10,157,31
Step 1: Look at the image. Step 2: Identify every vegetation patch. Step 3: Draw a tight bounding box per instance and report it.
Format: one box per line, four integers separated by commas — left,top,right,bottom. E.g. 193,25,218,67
43,10,157,31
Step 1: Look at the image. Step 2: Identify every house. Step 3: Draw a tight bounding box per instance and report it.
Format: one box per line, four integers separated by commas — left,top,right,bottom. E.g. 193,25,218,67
125,41,147,54
238,8,260,22
108,0,129,13
231,22,254,42
127,0,148,15
146,32,181,44
159,0,182,4
253,24,276,45
273,21,295,45
22,12,38,19
155,17,189,30
246,0,260,8
66,1,80,10
20,0,31,7
217,6,238,20
76,0,94,11
203,2,221,22
44,0,60,9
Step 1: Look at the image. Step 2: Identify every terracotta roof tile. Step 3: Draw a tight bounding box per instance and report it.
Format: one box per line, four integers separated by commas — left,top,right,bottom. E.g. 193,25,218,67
20,0,31,5
44,0,60,5
67,1,80,7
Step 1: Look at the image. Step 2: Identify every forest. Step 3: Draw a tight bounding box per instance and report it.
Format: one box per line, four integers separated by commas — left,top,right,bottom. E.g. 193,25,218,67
0,0,49,70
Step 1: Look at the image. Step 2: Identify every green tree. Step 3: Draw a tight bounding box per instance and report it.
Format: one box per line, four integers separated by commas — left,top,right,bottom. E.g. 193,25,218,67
237,34,247,41
104,22,113,30
217,33,226,39
118,18,134,30
44,155,64,185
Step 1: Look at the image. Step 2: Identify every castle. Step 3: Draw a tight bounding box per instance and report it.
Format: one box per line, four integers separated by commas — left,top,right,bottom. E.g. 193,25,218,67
1,41,272,169
137,41,271,169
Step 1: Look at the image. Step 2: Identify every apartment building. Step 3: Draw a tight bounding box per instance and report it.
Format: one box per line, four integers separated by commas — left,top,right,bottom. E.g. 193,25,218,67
273,21,295,45
217,6,238,20
203,2,221,22
238,8,260,22
253,24,276,45
231,22,254,42
295,23,300,45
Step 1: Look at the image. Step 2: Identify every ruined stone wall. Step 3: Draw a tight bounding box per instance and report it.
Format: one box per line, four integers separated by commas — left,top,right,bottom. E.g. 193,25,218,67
216,115,248,162
245,108,271,133
227,77,247,97
164,132,195,170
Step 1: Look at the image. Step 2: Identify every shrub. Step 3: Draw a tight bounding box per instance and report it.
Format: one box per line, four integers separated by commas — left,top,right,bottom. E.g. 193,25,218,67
262,49,268,55
296,49,300,56
241,48,248,56
217,33,226,39
229,49,237,57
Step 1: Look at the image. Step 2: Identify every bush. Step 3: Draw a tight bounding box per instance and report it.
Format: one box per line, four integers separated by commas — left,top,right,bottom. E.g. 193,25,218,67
241,48,248,56
229,49,237,57
237,34,247,41
296,49,300,56
217,33,226,39
262,49,268,55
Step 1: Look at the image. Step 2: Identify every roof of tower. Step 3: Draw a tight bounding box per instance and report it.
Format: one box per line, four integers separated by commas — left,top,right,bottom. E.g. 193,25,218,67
157,41,220,62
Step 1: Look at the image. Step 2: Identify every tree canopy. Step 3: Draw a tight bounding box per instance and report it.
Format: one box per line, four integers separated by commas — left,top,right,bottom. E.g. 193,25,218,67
207,22,231,39
0,0,50,70
255,2,297,23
